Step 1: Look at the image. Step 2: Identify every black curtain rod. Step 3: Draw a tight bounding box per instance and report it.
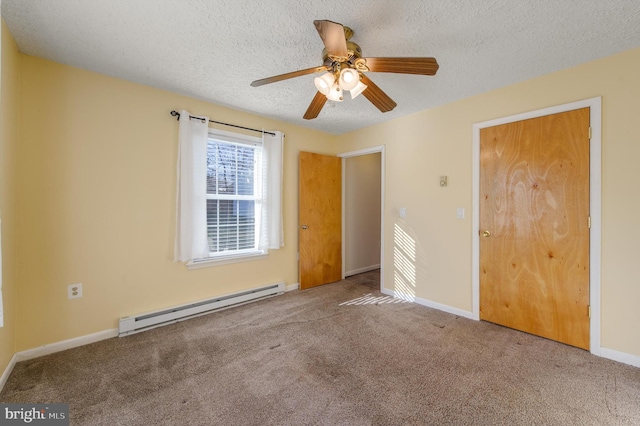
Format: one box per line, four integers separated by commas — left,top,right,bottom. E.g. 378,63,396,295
170,110,275,136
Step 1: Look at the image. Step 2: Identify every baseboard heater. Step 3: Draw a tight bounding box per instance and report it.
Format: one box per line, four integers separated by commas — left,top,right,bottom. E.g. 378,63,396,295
118,282,285,337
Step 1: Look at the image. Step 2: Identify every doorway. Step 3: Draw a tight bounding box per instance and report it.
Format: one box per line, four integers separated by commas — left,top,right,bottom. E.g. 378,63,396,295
298,146,385,291
472,97,602,354
339,146,385,291
343,153,382,276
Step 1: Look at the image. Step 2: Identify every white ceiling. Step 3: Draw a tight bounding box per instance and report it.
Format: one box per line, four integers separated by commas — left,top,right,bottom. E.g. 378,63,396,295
2,1,640,135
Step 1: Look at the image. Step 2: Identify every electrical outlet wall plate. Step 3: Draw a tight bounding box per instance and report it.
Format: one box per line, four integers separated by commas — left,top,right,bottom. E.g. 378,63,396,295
68,283,83,299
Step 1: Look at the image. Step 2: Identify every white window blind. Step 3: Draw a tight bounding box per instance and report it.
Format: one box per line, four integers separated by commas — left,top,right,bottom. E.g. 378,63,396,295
206,136,261,255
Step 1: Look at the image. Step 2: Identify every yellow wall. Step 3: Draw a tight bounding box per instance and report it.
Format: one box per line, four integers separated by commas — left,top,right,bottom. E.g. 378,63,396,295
14,54,338,351
338,47,640,357
0,19,20,372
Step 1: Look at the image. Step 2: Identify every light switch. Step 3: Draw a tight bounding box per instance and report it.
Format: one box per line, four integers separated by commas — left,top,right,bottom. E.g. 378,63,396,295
399,207,406,218
456,208,465,219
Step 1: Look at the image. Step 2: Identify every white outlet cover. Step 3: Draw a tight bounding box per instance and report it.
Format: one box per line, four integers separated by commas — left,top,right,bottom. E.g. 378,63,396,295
68,283,83,299
456,208,465,219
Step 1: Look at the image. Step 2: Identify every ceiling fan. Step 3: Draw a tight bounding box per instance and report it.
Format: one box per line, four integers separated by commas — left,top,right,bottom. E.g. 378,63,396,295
250,20,439,120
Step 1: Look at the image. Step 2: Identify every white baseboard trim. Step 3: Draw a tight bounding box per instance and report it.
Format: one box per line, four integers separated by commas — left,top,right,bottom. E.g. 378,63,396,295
381,288,474,319
285,283,299,292
346,264,381,277
0,353,18,393
600,347,640,368
15,329,118,362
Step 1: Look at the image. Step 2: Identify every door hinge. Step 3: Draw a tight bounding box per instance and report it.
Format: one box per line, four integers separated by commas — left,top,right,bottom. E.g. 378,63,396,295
588,216,591,229
588,127,592,139
588,305,591,318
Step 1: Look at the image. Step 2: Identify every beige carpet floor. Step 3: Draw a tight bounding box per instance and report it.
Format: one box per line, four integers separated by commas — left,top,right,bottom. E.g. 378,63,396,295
1,270,639,425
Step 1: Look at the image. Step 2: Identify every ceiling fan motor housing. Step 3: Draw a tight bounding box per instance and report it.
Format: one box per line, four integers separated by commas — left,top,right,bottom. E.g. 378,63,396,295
322,40,363,66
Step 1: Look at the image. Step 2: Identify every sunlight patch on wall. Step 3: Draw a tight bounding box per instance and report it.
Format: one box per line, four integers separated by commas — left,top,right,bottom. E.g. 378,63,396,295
394,223,416,261
393,222,417,301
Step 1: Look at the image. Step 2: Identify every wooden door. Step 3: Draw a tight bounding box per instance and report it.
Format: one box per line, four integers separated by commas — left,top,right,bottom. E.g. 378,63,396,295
480,108,590,350
299,151,342,289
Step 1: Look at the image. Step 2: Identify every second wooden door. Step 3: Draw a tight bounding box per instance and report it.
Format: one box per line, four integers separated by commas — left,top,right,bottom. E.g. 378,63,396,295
480,108,590,350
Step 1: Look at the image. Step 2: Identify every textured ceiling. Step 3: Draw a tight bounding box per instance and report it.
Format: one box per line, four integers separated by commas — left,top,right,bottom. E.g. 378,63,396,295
2,1,640,135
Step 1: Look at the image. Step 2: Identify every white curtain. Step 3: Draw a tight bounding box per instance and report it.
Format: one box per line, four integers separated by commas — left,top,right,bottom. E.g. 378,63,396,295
259,130,284,250
174,110,210,262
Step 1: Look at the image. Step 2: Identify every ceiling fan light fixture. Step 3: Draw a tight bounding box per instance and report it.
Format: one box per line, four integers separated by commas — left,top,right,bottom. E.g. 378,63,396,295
350,80,368,99
251,20,438,120
339,68,360,91
326,83,344,102
314,72,335,95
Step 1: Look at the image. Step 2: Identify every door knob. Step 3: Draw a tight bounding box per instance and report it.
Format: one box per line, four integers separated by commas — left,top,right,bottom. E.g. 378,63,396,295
301,225,308,230
482,230,491,237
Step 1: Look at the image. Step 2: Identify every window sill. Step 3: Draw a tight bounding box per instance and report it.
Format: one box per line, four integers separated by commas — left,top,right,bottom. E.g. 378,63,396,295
187,251,268,270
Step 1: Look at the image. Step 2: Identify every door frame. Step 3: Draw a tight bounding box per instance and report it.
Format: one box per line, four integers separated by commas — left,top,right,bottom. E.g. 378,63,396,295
471,97,602,355
338,146,386,291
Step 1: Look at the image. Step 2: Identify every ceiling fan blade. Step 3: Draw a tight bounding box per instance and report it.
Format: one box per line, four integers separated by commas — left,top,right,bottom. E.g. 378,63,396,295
362,57,439,75
303,91,328,120
251,65,329,87
359,74,397,113
313,20,348,59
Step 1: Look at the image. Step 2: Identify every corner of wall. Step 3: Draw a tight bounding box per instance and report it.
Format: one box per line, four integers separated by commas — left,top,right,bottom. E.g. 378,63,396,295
0,16,22,383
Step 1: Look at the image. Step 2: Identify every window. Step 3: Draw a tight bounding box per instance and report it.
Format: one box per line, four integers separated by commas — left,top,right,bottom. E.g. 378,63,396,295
174,110,283,268
206,133,261,256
